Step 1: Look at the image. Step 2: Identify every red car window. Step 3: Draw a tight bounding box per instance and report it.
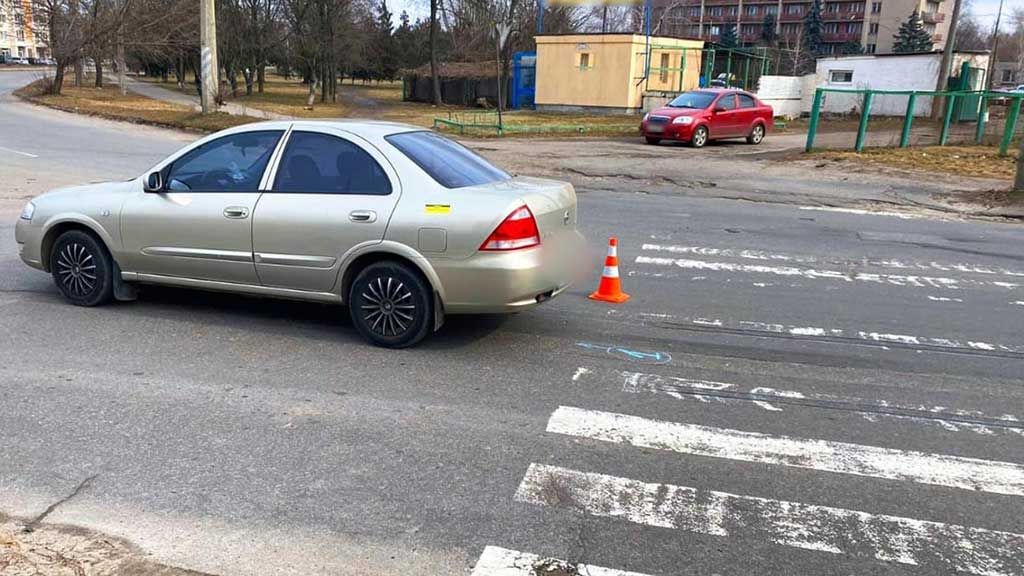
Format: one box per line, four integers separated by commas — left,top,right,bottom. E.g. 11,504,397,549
717,94,738,110
738,94,757,108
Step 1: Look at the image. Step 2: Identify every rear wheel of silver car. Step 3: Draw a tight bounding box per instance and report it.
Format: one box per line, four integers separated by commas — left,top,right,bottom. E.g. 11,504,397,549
747,123,765,145
349,261,432,348
50,230,114,307
690,126,708,148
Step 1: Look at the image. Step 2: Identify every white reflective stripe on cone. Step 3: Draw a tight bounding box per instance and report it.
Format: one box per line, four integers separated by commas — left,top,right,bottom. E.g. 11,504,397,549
609,245,618,258
603,266,620,278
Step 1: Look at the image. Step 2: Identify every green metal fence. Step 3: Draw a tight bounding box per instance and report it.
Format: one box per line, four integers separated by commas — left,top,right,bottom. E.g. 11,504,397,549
805,87,1024,155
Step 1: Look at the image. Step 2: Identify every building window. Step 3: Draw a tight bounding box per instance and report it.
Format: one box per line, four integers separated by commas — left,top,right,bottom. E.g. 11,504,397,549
746,4,758,15
659,53,670,82
1001,69,1013,82
727,5,737,15
849,2,863,12
826,2,839,12
830,69,854,82
924,23,936,34
765,5,778,14
689,6,700,17
869,22,878,34
825,22,839,32
785,4,802,14
871,1,881,12
578,53,591,70
926,0,940,12
848,22,862,33
709,6,724,16
709,25,721,35
866,43,876,53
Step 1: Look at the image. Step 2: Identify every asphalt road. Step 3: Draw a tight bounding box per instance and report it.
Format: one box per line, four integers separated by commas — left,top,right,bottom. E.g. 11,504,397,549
1,71,1023,576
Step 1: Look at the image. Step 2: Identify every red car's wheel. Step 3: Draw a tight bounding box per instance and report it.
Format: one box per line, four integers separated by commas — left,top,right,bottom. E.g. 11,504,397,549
747,123,766,145
690,126,708,148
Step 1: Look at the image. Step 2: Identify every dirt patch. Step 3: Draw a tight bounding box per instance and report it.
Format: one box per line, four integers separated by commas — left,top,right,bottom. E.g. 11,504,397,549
0,513,211,576
531,557,580,576
936,188,1024,210
812,146,1019,180
14,78,256,134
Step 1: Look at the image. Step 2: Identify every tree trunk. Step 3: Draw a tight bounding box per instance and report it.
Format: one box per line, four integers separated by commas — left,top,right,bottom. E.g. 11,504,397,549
244,67,254,95
257,65,265,93
306,67,318,109
429,0,442,105
116,27,127,96
52,61,67,94
94,60,103,88
74,59,84,87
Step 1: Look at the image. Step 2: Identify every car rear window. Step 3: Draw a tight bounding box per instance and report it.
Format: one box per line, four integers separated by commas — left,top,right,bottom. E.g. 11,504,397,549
386,131,510,189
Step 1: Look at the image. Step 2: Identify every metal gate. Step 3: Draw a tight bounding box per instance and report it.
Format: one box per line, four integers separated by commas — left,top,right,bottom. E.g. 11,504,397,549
511,51,536,110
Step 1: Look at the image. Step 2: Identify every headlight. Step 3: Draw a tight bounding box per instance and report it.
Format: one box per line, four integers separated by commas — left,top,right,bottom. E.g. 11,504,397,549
19,201,35,221
672,116,694,125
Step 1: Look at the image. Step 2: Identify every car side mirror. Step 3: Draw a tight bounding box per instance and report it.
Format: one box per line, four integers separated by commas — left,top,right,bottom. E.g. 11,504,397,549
144,171,163,193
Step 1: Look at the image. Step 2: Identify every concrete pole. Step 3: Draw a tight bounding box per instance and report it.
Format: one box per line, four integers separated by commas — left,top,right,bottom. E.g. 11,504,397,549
931,0,961,120
200,0,219,114
986,0,1005,90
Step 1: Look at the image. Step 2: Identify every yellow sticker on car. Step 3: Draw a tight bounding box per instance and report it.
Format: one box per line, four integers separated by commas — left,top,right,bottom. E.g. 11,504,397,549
425,204,451,215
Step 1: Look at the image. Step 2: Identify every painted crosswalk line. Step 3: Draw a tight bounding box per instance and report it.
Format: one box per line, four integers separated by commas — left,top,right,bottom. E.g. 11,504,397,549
515,464,1024,576
617,369,1024,436
546,407,1024,496
470,545,654,576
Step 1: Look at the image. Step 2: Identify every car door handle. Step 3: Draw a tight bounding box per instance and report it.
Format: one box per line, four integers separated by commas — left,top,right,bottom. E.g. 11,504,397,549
223,206,249,219
349,210,377,223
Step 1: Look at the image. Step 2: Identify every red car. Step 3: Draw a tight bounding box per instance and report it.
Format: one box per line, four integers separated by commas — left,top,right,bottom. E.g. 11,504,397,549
640,89,774,147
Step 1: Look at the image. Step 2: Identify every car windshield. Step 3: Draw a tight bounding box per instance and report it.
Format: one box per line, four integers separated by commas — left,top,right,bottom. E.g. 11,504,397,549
668,91,718,109
386,131,510,189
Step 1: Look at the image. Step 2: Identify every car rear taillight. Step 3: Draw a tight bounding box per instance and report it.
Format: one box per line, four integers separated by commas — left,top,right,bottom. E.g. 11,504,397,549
479,205,540,251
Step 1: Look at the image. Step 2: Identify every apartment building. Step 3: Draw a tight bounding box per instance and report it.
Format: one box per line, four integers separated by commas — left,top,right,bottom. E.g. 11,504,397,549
653,0,953,55
0,0,48,60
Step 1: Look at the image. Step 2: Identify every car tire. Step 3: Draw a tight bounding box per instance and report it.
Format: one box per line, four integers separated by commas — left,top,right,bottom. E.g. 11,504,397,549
50,230,115,307
645,137,661,145
689,126,709,148
746,123,766,145
349,261,433,348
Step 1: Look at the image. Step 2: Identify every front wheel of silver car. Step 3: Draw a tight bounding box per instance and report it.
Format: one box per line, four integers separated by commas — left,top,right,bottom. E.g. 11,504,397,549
349,261,433,348
50,230,115,307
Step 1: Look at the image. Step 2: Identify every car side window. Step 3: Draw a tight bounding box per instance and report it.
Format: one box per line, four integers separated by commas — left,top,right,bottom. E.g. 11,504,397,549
273,131,392,195
165,131,282,193
738,94,756,108
717,95,738,111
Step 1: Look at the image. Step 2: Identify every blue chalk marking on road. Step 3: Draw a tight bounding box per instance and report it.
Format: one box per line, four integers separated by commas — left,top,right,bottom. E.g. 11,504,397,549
575,342,672,365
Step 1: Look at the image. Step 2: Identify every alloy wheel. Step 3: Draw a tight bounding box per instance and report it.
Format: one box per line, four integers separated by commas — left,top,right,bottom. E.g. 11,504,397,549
693,128,707,147
55,242,97,298
361,276,416,337
752,125,764,143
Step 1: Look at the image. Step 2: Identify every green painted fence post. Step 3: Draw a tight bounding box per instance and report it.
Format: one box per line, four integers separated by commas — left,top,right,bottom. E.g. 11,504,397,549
1000,97,1022,157
900,93,917,148
854,92,874,152
975,95,989,144
805,88,824,152
939,93,957,146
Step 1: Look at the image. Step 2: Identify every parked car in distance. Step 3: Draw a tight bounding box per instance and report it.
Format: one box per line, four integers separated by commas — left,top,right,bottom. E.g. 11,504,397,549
15,121,584,348
640,88,774,148
2,55,30,65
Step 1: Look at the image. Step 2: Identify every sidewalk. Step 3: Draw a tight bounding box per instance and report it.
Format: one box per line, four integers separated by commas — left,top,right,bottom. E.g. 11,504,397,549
121,77,292,121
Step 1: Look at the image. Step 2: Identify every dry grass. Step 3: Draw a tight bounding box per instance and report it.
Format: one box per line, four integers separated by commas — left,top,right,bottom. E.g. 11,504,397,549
139,74,640,136
815,145,1019,180
15,78,257,133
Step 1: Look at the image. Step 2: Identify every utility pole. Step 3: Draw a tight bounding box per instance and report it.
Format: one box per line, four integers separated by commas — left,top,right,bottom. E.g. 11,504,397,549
932,0,962,120
985,0,1005,90
200,0,220,114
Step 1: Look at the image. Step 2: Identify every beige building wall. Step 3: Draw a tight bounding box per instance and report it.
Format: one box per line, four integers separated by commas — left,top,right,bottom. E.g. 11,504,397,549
1,0,46,59
863,0,953,54
535,34,703,113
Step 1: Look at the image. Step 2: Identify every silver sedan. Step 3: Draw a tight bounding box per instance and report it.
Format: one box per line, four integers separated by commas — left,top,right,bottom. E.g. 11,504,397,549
15,120,584,347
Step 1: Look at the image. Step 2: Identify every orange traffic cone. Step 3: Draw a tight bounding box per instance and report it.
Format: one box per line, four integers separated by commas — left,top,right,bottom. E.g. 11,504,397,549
589,237,631,303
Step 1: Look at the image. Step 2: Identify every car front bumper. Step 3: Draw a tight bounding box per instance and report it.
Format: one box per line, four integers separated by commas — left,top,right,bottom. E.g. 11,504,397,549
430,230,586,314
14,217,44,270
642,121,697,141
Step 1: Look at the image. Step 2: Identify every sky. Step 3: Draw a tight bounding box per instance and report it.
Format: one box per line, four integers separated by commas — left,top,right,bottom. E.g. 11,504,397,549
387,0,1013,31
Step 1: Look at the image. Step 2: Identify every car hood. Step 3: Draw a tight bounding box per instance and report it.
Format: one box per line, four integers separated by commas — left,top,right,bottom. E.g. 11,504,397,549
649,107,704,118
36,179,137,203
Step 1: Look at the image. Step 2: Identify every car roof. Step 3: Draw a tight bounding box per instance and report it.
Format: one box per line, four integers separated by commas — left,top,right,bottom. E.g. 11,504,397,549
231,119,422,139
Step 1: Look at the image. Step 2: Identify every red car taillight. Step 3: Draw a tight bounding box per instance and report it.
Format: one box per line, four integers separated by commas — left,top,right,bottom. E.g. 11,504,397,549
479,205,540,251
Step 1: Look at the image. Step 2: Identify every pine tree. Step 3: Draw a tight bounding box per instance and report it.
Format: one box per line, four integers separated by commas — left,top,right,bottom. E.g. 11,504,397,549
803,0,824,55
839,40,864,54
373,0,399,81
760,12,777,46
720,21,738,48
892,10,934,53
